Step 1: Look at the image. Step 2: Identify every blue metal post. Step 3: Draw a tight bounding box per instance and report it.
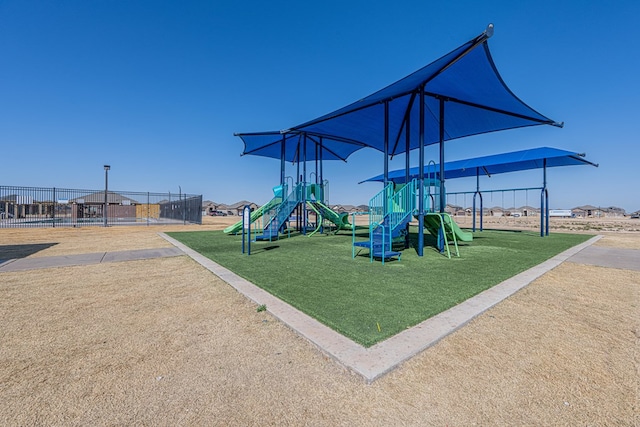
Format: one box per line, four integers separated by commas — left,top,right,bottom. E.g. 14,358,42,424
544,158,549,236
383,101,389,224
438,98,446,252
405,108,411,249
473,168,478,232
319,137,324,202
405,113,410,185
384,101,389,185
418,86,425,256
280,134,286,186
439,98,446,213
541,158,547,237
303,133,307,235
479,191,484,231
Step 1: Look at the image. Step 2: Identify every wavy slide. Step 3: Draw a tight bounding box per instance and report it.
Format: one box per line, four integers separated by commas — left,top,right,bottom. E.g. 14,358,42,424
310,201,353,231
223,197,280,234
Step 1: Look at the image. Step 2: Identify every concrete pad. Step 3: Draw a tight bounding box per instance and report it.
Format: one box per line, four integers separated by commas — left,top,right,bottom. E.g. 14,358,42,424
161,233,603,383
0,252,106,272
101,247,183,263
567,245,640,271
0,247,184,273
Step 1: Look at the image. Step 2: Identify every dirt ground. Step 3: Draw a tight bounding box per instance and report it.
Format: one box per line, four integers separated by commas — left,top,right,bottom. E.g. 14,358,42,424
0,217,638,426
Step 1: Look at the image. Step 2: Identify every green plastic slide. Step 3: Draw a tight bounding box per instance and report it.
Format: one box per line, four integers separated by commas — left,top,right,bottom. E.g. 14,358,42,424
423,213,473,242
223,197,280,234
312,201,353,231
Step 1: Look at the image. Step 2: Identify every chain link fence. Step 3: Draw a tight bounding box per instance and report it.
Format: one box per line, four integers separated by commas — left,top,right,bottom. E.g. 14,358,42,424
0,186,202,228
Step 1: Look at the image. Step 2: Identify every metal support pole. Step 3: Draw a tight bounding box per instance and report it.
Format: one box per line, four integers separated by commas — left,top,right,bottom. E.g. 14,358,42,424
405,112,410,185
103,165,110,227
418,87,425,256
479,191,484,231
280,134,286,186
384,101,389,216
437,98,446,252
302,134,307,234
319,137,324,203
384,101,389,185
439,98,446,213
315,142,319,185
52,187,56,228
405,109,411,249
544,158,549,236
473,168,478,232
541,158,548,237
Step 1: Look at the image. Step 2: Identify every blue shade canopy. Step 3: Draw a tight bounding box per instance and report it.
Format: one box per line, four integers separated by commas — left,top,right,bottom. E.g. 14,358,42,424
237,131,366,162
361,147,598,183
236,24,563,162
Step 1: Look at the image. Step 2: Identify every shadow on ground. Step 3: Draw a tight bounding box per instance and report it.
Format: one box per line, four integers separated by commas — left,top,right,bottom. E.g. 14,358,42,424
0,243,58,260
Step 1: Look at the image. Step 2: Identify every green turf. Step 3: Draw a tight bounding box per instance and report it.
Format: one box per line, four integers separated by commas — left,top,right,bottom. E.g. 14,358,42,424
167,227,592,347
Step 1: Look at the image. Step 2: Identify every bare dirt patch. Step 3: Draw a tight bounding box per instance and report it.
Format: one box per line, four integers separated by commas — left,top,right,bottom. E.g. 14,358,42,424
1,223,638,425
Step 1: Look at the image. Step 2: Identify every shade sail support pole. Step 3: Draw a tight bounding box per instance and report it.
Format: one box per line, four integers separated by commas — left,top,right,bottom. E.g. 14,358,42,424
391,91,417,158
319,137,324,203
544,158,549,236
418,87,425,257
303,133,307,235
437,98,446,253
439,98,446,213
295,141,300,232
384,101,390,216
280,134,286,186
384,101,389,184
405,103,411,249
405,112,410,184
540,158,549,237
473,167,478,232
315,142,319,185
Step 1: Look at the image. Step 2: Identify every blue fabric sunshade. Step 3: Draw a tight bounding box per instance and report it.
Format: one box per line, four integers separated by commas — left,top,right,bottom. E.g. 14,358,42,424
360,147,598,184
235,24,562,162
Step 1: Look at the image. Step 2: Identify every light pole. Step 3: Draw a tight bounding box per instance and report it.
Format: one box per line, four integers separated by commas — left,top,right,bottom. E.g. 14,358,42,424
104,165,110,227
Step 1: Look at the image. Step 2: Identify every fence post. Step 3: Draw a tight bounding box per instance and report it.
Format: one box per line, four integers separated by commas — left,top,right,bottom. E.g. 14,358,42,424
103,165,110,227
52,187,56,228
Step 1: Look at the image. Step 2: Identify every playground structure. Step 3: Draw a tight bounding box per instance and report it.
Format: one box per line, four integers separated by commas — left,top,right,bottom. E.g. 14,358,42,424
362,147,598,239
224,167,470,262
223,181,353,240
230,25,589,262
351,174,474,263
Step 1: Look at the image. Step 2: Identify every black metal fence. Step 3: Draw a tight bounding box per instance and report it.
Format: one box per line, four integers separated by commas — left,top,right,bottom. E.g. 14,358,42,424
0,185,202,228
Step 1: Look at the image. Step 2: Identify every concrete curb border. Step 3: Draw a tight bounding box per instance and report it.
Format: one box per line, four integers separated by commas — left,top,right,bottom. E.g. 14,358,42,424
161,232,602,383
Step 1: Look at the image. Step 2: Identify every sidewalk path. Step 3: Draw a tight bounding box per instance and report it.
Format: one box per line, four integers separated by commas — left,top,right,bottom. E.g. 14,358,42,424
567,245,640,271
0,247,183,272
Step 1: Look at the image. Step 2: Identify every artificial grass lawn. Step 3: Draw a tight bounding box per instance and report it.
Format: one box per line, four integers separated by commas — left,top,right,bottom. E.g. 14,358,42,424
168,228,592,347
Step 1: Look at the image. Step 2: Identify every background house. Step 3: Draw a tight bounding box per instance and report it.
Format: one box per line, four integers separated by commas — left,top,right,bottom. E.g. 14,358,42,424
70,191,142,219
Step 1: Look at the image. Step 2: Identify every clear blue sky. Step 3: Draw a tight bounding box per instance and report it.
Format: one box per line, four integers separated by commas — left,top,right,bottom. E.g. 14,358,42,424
1,1,638,212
